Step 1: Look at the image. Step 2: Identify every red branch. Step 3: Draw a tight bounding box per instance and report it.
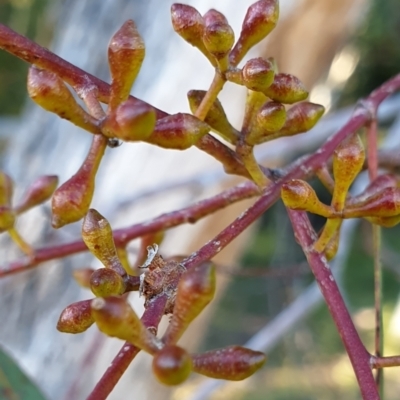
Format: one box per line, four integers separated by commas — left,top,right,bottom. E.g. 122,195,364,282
0,181,259,277
287,209,378,400
86,293,168,400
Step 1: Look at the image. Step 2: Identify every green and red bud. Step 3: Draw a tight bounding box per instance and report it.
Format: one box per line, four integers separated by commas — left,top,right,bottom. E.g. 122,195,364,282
27,67,100,134
51,135,107,228
245,101,286,145
170,4,214,65
277,102,325,137
281,179,333,218
241,57,275,92
192,345,266,380
152,345,192,386
202,9,234,64
57,299,94,334
347,174,398,206
230,0,279,65
332,134,365,211
101,98,156,141
14,175,58,214
241,90,268,133
343,187,400,219
108,20,145,110
81,209,125,273
263,73,308,104
90,268,126,297
187,90,238,143
91,296,160,353
146,113,210,150
163,263,216,345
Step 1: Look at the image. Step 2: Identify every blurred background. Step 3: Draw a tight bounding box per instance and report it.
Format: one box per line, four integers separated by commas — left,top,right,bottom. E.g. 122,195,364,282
1,0,400,399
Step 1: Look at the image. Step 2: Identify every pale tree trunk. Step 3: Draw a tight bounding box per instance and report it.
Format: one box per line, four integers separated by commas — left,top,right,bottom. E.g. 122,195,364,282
0,1,366,399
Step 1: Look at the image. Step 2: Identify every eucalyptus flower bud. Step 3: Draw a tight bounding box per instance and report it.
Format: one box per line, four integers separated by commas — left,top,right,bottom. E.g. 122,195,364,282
108,20,145,109
91,296,159,353
57,299,94,334
90,268,126,297
146,113,210,150
14,175,58,214
152,345,192,386
230,0,279,65
163,263,215,345
192,345,266,380
263,73,308,104
241,57,275,92
27,67,100,134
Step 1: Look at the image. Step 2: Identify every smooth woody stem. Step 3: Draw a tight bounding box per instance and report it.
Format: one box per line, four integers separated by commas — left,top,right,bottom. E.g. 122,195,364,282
287,209,378,400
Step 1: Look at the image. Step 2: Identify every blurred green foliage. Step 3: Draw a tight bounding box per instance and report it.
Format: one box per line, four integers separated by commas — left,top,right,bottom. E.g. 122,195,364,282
339,0,400,106
0,0,50,115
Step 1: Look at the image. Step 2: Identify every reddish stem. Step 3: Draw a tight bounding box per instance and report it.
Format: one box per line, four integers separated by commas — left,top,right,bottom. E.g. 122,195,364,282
86,294,168,400
287,209,378,400
0,182,259,276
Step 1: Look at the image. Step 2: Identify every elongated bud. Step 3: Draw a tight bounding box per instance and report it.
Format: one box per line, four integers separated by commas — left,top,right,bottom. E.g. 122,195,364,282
91,296,159,353
0,206,15,232
202,9,234,61
51,135,107,228
344,187,400,218
90,268,126,297
230,0,279,65
27,67,100,134
14,175,58,214
101,98,156,141
281,180,333,218
72,268,95,288
108,20,145,110
347,174,398,206
187,90,238,143
332,134,365,211
241,57,275,92
245,101,286,145
192,346,266,380
263,73,308,104
152,345,192,386
57,300,94,334
170,4,214,65
146,113,210,150
277,102,325,137
0,171,13,207
81,209,125,273
163,263,215,344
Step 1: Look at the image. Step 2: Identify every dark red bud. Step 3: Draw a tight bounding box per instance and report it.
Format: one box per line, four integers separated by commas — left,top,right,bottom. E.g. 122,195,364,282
146,113,210,150
192,345,266,380
152,345,192,386
57,299,94,334
230,0,279,65
263,73,308,104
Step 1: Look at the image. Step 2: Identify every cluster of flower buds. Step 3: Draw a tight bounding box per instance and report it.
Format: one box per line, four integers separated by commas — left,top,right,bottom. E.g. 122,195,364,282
281,134,400,258
0,171,58,255
173,1,324,188
57,209,265,385
27,19,213,229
